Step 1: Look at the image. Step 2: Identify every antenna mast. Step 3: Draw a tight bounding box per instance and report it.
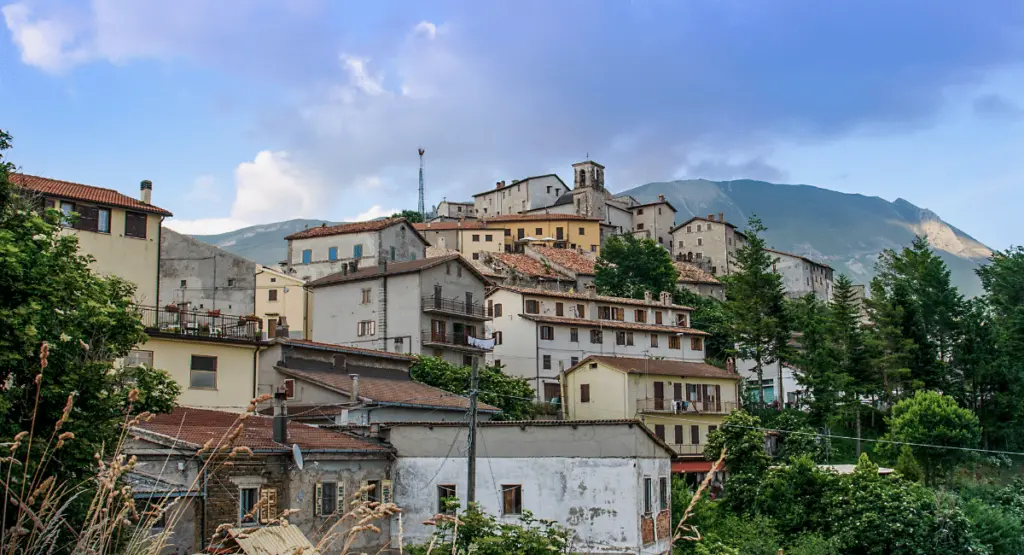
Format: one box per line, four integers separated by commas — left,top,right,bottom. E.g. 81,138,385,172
417,148,426,220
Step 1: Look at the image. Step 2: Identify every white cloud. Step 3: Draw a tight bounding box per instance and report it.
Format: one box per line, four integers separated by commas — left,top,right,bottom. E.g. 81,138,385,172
350,205,399,221
340,54,385,96
184,174,219,202
2,3,91,72
413,21,437,40
163,217,250,235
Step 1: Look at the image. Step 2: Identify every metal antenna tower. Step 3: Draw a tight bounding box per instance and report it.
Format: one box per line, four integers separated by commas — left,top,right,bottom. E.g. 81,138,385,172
417,148,426,219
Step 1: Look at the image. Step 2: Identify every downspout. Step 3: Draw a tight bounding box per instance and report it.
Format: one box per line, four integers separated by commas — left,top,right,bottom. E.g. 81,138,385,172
254,266,262,320
212,254,218,309
156,217,164,306
535,323,541,401
253,345,260,399
381,274,388,351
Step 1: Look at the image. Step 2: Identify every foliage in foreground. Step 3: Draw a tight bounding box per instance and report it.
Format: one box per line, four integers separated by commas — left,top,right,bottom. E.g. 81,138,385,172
410,356,537,420
407,503,572,555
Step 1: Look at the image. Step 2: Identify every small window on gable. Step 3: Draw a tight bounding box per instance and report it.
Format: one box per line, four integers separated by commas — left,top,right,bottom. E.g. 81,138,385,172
283,379,295,399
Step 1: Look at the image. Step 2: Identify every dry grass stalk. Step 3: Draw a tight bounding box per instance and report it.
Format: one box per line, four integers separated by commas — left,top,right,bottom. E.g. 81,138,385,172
672,446,727,544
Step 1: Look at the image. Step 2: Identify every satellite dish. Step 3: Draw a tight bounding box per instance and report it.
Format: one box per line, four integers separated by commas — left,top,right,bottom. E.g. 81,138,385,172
284,287,290,293
292,443,304,470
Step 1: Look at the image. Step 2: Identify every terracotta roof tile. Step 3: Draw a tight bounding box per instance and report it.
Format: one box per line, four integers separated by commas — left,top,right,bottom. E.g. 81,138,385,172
530,247,597,275
521,314,709,336
482,213,600,222
490,254,569,279
133,407,387,452
12,173,173,216
276,338,417,361
490,285,694,310
425,247,502,277
277,367,500,412
571,355,740,380
285,217,407,240
673,262,721,285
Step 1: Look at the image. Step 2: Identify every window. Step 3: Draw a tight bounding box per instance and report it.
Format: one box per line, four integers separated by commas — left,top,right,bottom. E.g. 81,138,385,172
485,234,493,241
517,228,524,239
463,355,473,366
328,247,338,261
555,302,564,316
361,288,372,304
315,482,343,516
651,334,659,347
504,228,511,236
59,201,75,225
677,313,689,327
578,227,585,235
686,225,692,233
472,252,480,260
709,425,718,435
614,307,625,321
635,309,646,323
502,485,522,515
580,384,590,402
616,331,634,346
394,337,405,349
669,336,681,349
546,186,551,194
576,304,585,318
353,244,363,258
697,238,703,246
655,311,663,325
270,277,277,283
590,330,603,344
268,289,278,301
674,425,684,444
525,300,539,314
571,356,579,366
457,266,462,278
569,328,578,342
691,337,704,351
598,306,611,320
97,208,110,233
472,234,480,242
493,331,503,345
390,246,396,260
637,223,645,230
535,227,543,235
179,279,187,288
357,320,376,336
189,355,217,389
437,485,457,515
540,326,554,340
542,355,551,369
637,208,644,215
654,424,665,441
590,245,597,252
659,477,669,511
696,224,702,232
124,211,147,238
691,425,700,444
494,303,503,317
239,487,259,524
283,379,295,399
125,349,153,368
643,477,653,514
227,278,236,287
302,249,312,264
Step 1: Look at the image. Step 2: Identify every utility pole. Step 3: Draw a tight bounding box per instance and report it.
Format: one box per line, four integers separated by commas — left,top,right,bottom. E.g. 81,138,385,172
855,405,862,458
417,148,426,221
467,356,479,504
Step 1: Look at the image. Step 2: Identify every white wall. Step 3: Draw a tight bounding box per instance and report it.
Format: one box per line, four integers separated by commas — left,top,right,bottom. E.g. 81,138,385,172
735,358,805,406
288,231,379,281
526,175,568,210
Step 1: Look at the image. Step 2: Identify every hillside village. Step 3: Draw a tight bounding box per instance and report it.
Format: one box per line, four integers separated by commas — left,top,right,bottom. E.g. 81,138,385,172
4,146,1024,554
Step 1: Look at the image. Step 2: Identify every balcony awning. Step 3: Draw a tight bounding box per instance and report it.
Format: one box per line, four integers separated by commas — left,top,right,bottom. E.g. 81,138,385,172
672,460,720,473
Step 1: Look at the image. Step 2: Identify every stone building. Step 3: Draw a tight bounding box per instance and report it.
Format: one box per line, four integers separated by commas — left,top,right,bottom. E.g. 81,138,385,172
283,218,427,282
674,261,725,300
434,200,476,219
670,213,747,276
159,227,257,316
630,194,678,249
472,175,570,217
413,220,506,259
766,248,834,301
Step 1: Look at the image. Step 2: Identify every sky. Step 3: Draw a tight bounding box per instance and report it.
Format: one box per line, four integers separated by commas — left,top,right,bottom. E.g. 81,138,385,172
1,1,1023,249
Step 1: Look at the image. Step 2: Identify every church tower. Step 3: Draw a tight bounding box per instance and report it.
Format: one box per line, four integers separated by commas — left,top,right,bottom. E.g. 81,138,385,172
572,160,605,191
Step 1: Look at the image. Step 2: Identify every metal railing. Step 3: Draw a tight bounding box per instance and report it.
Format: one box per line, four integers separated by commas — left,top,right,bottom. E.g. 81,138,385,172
421,295,489,319
421,330,485,350
637,398,738,415
666,443,705,456
137,305,262,341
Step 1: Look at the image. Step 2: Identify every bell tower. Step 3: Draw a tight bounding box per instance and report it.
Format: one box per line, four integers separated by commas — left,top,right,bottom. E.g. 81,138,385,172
572,160,605,191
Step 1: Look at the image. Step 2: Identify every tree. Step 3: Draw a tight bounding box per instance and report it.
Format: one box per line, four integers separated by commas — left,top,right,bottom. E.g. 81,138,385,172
0,129,181,526
392,209,425,223
410,356,536,420
723,217,792,406
407,503,572,555
876,391,980,484
788,293,846,424
674,287,731,364
771,411,826,463
594,234,678,299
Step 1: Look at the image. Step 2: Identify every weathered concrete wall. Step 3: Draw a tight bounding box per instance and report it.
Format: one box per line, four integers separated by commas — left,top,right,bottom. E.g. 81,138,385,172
679,281,725,300
631,202,675,248
159,227,256,315
672,217,746,276
436,201,475,218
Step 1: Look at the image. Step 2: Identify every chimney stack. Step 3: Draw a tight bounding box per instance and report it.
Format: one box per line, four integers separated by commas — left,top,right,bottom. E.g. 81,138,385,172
350,374,360,403
140,180,152,204
660,291,671,305
496,181,502,189
718,212,724,223
272,391,288,445
274,316,290,338
726,357,736,374
707,214,714,221
644,290,653,303
658,194,665,202
584,283,597,298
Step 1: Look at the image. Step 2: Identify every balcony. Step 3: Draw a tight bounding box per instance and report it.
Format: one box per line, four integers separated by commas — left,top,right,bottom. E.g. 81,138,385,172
138,305,263,342
665,443,705,457
421,295,490,321
421,330,488,353
637,398,738,415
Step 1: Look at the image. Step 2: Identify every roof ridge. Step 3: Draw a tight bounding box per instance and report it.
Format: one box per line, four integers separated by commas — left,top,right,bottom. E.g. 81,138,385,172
13,172,122,194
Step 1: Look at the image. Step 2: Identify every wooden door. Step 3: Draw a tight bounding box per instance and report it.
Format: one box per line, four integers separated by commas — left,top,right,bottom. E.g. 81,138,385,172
653,382,664,410
431,319,446,342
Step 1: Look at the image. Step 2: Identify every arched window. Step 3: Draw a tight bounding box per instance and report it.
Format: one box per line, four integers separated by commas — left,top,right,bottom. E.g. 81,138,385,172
579,169,586,186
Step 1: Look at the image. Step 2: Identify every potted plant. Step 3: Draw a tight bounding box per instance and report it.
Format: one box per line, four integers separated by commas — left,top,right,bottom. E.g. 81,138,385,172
165,303,179,313
206,309,221,317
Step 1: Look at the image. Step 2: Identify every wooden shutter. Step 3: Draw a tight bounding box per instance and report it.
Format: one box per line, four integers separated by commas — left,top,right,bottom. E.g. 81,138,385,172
691,425,700,444
673,383,682,401
315,483,323,516
75,205,99,232
259,488,277,523
674,425,683,444
580,384,590,403
715,385,722,412
125,211,147,238
283,379,295,399
360,480,370,502
381,480,393,504
336,483,346,514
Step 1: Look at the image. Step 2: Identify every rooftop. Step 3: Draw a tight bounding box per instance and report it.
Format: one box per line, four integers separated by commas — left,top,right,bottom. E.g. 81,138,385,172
765,248,832,269
276,366,500,413
673,262,721,285
284,217,409,240
275,337,417,362
307,254,489,288
414,221,496,231
521,314,709,336
12,173,173,217
490,253,570,280
489,285,694,310
530,247,597,275
630,198,678,213
132,406,388,453
482,213,601,223
471,174,568,197
670,215,747,237
570,355,740,380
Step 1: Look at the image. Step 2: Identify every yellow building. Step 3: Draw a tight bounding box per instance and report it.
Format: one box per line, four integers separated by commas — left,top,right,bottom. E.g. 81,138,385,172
481,214,602,254
131,305,269,411
563,355,741,467
256,264,308,339
413,221,506,259
13,173,172,305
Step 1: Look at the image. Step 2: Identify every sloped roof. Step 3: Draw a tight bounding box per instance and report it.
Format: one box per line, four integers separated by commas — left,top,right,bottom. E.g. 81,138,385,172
482,213,600,222
521,314,709,336
285,217,413,240
306,254,489,288
569,355,740,380
765,248,832,269
472,174,568,197
426,247,502,277
226,525,321,555
530,247,597,275
275,338,417,362
491,253,570,279
673,262,721,285
414,221,497,231
132,407,388,453
489,285,693,310
670,215,747,238
12,173,173,216
277,367,500,413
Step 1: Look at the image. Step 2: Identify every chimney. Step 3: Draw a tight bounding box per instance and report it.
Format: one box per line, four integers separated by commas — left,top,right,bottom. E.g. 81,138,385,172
660,291,672,306
718,212,724,223
726,357,736,374
378,259,387,274
140,180,152,204
496,181,502,189
584,283,597,298
272,391,288,445
350,374,360,403
707,214,714,221
274,316,290,338
644,290,653,303
349,260,358,274
658,194,665,202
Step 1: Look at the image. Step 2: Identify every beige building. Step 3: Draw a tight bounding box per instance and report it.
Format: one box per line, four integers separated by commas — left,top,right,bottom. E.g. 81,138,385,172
283,217,428,282
13,174,172,304
671,213,747,277
564,355,740,467
435,200,476,219
482,213,603,254
256,264,308,338
413,221,506,260
630,195,677,249
473,175,570,217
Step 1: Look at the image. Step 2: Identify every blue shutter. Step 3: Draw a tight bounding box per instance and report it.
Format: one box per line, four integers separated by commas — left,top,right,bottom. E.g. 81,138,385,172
302,249,312,264
328,247,338,261
390,246,396,260
354,244,363,258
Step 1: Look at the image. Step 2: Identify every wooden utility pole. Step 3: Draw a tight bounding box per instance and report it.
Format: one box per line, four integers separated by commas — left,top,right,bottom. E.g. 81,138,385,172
467,356,480,503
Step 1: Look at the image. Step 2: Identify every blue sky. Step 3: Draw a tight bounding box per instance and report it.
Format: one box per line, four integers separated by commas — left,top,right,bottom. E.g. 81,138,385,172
2,1,1023,249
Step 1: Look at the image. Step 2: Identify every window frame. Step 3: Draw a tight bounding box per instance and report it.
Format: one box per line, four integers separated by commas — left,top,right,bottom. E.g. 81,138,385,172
659,476,669,511
580,384,590,403
239,486,260,525
124,210,148,239
643,477,653,515
437,484,458,515
569,328,579,343
328,246,338,261
590,329,603,344
501,485,523,516
540,326,554,341
189,355,218,390
268,289,278,302
525,300,540,314
542,355,551,370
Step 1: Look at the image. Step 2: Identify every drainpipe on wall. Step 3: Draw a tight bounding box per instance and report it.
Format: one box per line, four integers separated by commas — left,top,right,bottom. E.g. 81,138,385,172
252,345,260,399
155,216,164,307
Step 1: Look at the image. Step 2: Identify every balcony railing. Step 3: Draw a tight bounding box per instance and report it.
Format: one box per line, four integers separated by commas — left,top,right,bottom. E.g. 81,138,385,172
637,398,738,415
421,330,487,351
665,443,705,456
421,295,489,319
137,305,262,342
